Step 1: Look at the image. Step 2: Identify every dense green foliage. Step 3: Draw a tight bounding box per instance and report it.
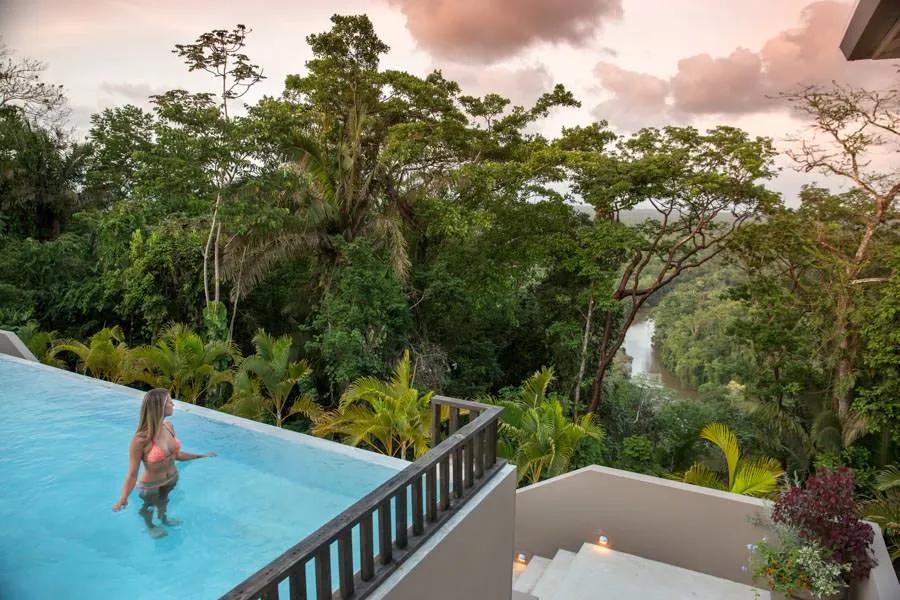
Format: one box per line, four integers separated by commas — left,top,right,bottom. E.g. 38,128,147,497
0,15,896,532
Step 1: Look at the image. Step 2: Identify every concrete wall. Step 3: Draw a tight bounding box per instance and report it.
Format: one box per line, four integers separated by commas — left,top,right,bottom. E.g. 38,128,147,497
372,464,518,600
514,465,899,600
851,521,900,600
0,330,37,361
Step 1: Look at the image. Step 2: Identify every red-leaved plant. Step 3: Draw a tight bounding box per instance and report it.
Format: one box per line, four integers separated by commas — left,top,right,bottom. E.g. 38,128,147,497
772,467,876,580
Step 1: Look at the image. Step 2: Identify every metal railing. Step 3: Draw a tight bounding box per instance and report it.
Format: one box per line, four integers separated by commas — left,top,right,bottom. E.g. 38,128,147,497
221,395,505,600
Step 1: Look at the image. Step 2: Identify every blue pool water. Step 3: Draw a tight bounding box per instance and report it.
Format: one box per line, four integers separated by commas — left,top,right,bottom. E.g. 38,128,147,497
0,355,403,599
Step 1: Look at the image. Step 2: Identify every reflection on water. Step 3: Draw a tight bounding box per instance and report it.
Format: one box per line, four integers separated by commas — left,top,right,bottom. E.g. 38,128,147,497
623,318,656,376
622,314,699,401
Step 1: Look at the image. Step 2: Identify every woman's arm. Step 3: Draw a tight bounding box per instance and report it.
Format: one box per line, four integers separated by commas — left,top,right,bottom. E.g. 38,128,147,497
169,422,215,461
112,435,143,511
175,450,216,461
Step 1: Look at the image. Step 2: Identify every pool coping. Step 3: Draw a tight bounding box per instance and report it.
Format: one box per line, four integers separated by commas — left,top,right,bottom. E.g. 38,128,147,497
0,353,410,471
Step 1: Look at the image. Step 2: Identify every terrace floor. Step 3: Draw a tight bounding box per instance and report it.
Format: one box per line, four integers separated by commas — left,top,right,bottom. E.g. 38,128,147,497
513,542,768,599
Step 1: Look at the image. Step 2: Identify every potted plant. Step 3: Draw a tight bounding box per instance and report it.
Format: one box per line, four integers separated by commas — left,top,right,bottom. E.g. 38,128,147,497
747,468,877,600
749,524,850,599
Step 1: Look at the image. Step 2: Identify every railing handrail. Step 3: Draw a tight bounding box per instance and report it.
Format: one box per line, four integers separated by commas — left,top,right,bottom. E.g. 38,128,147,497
221,395,505,600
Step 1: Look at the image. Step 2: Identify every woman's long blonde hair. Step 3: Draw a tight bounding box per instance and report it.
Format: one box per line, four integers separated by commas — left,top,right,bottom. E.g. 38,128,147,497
137,388,169,443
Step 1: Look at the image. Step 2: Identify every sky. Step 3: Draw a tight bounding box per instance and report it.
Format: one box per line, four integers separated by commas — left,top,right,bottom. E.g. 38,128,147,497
1,0,897,204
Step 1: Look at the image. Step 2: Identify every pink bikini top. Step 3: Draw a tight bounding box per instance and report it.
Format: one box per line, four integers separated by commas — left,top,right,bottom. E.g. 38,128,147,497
146,423,181,463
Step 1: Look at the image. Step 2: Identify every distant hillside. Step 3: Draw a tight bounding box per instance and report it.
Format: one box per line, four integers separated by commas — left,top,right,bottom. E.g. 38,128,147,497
569,205,738,225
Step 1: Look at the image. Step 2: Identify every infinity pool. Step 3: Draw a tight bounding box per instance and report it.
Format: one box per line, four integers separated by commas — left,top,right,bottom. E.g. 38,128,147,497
0,354,404,599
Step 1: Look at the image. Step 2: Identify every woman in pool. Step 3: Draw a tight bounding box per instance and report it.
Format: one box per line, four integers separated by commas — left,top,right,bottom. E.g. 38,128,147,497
112,388,216,538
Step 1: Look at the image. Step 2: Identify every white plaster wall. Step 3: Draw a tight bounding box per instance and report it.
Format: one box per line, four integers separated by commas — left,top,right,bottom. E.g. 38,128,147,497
372,464,518,600
0,329,37,361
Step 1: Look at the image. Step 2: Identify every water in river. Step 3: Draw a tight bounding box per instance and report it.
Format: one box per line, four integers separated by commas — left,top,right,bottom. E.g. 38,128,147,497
621,315,699,401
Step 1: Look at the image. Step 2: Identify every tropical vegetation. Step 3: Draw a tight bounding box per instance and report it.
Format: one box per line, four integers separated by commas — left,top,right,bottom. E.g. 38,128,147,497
0,15,896,567
486,368,604,484
313,350,433,459
677,422,784,498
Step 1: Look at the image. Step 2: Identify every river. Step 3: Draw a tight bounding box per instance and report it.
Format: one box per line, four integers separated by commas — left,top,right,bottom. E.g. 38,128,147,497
621,314,699,401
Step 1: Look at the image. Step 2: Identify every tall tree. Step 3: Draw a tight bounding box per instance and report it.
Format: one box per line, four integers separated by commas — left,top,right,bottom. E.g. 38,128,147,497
170,25,265,313
780,82,900,442
0,110,89,239
562,125,778,414
0,40,68,127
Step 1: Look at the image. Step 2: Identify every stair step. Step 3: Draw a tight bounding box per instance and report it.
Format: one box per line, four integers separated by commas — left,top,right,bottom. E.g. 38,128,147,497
512,555,550,595
531,549,576,599
551,543,768,600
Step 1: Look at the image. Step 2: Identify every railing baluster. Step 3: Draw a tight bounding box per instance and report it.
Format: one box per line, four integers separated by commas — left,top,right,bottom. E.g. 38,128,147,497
473,429,484,479
360,513,375,582
338,530,354,597
465,438,475,488
439,456,450,510
395,485,408,549
426,465,437,522
431,402,441,448
411,475,424,536
453,444,463,498
486,420,497,467
289,561,307,600
262,581,279,600
449,407,459,434
314,546,331,599
378,501,393,565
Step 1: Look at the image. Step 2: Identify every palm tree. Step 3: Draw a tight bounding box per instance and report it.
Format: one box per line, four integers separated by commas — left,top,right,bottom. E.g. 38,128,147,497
221,330,319,427
738,394,843,475
49,326,142,383
490,367,604,485
313,350,433,459
0,111,91,240
860,466,900,561
677,422,784,497
135,323,238,404
17,322,60,366
222,114,410,306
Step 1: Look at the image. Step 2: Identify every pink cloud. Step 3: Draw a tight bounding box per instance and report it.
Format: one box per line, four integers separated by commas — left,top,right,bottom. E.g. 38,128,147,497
670,48,765,114
595,1,896,124
390,0,623,63
441,64,553,105
592,62,671,129
759,0,885,90
595,62,668,109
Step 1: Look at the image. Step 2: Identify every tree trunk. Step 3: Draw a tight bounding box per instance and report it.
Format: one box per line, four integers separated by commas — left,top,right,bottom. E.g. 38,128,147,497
587,299,648,415
572,297,594,421
202,195,221,306
831,288,854,422
588,311,616,414
227,248,246,341
214,221,222,304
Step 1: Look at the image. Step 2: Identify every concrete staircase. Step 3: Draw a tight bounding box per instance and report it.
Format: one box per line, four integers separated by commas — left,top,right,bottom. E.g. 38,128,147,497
512,542,767,600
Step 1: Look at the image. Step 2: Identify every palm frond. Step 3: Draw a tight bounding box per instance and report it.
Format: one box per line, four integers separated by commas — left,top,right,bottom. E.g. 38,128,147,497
731,458,784,497
700,422,740,488
875,466,900,492
682,463,727,491
521,367,554,408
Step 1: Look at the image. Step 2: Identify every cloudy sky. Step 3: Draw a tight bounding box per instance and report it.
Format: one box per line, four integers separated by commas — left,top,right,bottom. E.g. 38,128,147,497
1,0,896,202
